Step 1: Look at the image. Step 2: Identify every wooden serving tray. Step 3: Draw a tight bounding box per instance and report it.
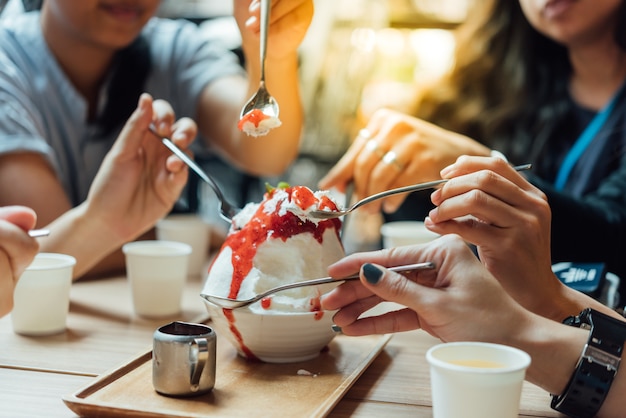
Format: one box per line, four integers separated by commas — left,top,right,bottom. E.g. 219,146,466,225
63,332,392,418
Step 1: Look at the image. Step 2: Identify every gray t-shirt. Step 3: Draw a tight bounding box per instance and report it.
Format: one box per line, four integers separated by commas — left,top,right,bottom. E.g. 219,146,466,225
0,12,244,205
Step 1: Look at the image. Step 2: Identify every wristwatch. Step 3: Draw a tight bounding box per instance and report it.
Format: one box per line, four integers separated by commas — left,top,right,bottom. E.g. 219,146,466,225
551,308,626,417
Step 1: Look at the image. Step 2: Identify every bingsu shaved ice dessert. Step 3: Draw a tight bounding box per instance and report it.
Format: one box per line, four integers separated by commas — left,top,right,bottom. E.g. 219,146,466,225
202,183,345,362
238,109,282,137
203,183,344,313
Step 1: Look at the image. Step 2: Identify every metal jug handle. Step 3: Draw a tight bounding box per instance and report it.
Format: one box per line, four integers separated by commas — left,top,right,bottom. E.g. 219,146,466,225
189,337,209,391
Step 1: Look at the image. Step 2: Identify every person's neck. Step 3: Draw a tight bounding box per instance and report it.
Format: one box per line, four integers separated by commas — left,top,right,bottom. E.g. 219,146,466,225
568,35,626,111
41,17,114,119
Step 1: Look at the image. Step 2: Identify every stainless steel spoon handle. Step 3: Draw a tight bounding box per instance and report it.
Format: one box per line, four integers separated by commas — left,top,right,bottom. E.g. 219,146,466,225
353,163,532,211
28,229,50,238
310,163,532,219
259,0,269,81
238,0,279,122
264,261,435,293
350,179,447,212
148,124,240,221
201,261,436,309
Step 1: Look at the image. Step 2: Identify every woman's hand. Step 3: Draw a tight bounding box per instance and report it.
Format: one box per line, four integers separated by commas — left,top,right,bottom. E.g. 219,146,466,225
0,206,39,316
320,236,601,402
425,156,569,319
321,235,528,344
85,93,192,242
200,1,312,176
319,108,491,214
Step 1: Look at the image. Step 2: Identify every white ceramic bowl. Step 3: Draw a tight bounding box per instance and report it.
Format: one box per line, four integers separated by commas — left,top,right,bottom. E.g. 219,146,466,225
203,301,337,363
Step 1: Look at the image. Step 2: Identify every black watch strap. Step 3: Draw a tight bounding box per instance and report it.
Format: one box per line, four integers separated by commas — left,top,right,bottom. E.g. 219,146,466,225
551,308,626,418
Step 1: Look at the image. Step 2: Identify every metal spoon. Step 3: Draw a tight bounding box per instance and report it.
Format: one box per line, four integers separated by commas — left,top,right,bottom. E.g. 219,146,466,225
28,229,50,238
309,164,532,220
239,0,279,120
148,124,241,222
200,261,435,309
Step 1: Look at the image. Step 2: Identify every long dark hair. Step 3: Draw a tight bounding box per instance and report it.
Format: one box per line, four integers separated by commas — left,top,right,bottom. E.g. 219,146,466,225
28,0,151,137
412,0,625,164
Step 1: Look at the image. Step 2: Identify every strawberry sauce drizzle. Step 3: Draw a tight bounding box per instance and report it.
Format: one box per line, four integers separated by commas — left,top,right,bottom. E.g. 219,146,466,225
223,187,341,300
210,186,342,360
237,109,268,130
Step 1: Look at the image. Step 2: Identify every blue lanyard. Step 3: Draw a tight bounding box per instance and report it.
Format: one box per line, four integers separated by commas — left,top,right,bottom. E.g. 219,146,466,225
554,95,618,190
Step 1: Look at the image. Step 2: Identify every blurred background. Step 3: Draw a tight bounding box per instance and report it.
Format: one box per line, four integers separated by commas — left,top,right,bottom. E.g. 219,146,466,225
156,0,473,230
0,0,473,233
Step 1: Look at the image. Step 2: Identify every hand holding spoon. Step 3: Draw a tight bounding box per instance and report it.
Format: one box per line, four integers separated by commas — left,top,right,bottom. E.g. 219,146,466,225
310,164,532,220
238,0,281,136
201,262,435,309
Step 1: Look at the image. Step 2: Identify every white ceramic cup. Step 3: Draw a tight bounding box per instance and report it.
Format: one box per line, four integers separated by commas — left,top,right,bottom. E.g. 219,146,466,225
122,240,192,318
426,342,531,418
156,214,211,277
380,221,439,249
11,253,77,336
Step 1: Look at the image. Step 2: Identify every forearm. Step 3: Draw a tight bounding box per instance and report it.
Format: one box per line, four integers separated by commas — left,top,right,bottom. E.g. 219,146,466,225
558,285,625,320
41,203,126,279
199,54,303,176
503,311,626,418
531,173,626,286
539,281,625,322
249,52,303,174
234,51,302,175
503,312,588,393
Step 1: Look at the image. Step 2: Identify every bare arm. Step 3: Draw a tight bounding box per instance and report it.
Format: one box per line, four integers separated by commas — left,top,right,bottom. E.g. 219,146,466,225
0,95,192,280
0,153,71,228
196,65,301,176
196,0,312,177
0,154,132,278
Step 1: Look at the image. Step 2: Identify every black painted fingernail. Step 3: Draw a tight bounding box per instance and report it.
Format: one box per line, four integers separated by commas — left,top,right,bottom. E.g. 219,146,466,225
331,325,342,333
363,263,383,284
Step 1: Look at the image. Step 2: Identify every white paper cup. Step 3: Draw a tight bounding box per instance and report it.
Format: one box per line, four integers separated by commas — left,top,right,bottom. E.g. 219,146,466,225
380,221,439,249
122,240,192,318
156,214,211,277
426,342,531,418
11,253,76,336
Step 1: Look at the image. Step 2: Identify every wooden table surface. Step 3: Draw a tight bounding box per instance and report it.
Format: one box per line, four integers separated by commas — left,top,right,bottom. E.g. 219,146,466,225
0,271,564,418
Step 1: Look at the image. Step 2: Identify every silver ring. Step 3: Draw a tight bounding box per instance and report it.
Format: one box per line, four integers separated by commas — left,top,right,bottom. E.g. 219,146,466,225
382,150,404,170
365,139,386,159
357,128,371,140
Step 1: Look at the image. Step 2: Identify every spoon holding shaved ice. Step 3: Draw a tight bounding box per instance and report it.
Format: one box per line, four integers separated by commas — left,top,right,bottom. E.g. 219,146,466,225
238,109,282,137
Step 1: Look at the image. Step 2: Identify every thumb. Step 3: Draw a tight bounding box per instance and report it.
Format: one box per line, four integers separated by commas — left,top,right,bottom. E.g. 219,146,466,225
360,263,435,310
